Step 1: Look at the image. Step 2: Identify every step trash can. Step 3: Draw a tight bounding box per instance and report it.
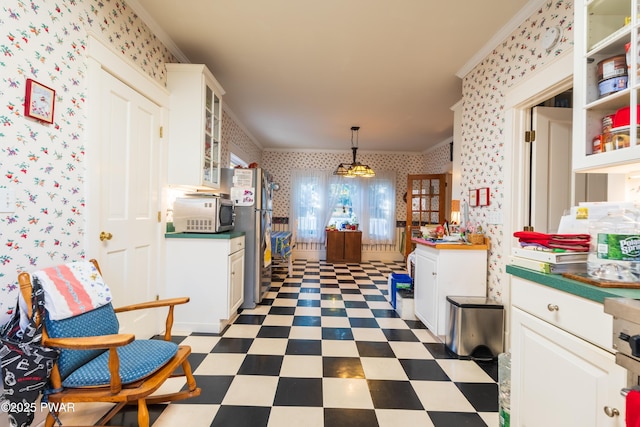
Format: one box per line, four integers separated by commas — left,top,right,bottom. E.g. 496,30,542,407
445,296,504,359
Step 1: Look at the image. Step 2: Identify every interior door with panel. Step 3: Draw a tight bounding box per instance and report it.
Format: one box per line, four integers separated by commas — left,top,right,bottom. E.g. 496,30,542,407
98,69,162,339
405,174,446,257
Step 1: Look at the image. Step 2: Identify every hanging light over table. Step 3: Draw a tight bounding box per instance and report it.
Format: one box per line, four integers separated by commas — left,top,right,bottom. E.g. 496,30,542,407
333,126,375,178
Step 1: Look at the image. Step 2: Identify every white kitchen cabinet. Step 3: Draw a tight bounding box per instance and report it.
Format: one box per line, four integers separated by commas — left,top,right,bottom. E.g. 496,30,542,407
573,0,640,173
413,243,488,338
166,64,225,188
165,235,245,333
511,277,626,427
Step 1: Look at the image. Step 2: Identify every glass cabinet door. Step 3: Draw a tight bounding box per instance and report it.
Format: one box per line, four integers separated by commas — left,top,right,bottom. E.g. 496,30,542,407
404,174,446,257
574,0,640,172
202,86,221,187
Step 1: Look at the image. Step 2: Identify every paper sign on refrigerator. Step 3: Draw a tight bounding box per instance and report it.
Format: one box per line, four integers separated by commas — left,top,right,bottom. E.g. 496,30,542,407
231,187,255,206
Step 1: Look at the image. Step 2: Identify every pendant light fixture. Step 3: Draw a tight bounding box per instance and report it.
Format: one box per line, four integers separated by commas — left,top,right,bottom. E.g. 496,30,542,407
333,126,375,178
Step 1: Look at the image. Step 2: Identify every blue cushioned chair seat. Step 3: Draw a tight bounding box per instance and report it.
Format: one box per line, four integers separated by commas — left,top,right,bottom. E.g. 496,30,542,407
45,303,120,380
61,340,178,388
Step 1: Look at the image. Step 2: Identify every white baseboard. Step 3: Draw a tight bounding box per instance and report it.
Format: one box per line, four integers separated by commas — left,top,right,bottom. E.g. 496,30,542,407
291,250,404,263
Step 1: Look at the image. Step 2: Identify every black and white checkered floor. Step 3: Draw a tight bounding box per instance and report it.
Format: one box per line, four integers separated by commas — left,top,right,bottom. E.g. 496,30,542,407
57,260,499,427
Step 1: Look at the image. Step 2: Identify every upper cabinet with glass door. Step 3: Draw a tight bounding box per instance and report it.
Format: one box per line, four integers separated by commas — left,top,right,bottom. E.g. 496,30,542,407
573,0,640,173
166,64,225,189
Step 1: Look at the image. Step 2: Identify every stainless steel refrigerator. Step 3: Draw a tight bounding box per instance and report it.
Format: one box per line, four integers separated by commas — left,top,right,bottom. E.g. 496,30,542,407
220,168,274,308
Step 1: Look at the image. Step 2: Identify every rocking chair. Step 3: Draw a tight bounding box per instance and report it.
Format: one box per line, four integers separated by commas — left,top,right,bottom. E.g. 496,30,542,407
17,259,201,427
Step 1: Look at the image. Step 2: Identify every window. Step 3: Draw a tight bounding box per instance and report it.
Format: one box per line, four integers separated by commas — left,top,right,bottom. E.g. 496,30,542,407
230,153,248,168
291,169,396,245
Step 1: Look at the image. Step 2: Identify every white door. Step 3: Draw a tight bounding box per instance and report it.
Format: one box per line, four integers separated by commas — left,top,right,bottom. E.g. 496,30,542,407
414,251,437,332
531,107,573,233
97,70,162,339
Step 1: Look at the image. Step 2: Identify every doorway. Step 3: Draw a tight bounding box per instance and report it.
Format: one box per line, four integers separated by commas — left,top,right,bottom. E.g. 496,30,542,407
525,94,607,233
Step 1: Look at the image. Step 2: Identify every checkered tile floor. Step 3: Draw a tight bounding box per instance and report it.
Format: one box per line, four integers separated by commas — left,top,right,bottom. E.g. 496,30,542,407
59,260,498,427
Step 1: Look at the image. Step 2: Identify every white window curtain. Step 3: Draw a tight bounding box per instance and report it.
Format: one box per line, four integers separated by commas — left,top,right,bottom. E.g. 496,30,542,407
324,175,351,229
360,170,396,245
290,169,329,244
291,169,395,245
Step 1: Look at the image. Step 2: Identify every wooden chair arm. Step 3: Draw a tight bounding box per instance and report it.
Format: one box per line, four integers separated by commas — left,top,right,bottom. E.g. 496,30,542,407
113,297,190,313
114,297,190,342
43,333,135,350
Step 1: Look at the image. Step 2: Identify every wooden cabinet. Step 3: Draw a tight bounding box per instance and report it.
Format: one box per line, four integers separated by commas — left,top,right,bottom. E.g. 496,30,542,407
165,235,245,333
573,0,640,173
511,277,626,426
326,231,362,263
413,243,487,337
166,64,225,188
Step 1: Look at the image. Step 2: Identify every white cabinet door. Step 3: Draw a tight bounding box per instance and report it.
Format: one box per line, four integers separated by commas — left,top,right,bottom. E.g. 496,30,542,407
166,64,224,189
414,251,437,332
229,249,244,317
511,307,626,427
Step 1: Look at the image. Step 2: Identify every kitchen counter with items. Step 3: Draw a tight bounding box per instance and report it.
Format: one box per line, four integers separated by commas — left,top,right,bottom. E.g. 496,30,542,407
411,237,489,250
412,238,488,338
507,264,640,302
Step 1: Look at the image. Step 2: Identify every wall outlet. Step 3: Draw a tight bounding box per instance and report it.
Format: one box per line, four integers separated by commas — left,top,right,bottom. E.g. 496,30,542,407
0,188,16,213
487,211,503,225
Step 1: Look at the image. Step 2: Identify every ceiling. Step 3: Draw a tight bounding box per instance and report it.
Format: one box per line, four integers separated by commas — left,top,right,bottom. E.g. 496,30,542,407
130,0,533,153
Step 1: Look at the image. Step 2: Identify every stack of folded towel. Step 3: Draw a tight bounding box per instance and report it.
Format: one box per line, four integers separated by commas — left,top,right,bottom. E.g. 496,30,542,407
513,231,590,252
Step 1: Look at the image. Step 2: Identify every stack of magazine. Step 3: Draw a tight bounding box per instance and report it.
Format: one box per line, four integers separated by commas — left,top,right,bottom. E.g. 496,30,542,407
510,248,588,274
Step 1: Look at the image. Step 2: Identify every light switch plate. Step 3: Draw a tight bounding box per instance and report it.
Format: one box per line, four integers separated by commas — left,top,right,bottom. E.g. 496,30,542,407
487,211,503,225
0,188,16,213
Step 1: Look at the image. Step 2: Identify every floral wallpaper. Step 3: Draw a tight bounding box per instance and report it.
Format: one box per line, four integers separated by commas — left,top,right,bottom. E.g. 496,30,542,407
460,0,574,301
425,142,453,174
221,108,262,167
262,150,430,220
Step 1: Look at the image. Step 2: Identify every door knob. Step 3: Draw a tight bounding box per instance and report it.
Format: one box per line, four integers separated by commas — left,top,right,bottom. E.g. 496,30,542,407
99,231,113,241
603,406,620,417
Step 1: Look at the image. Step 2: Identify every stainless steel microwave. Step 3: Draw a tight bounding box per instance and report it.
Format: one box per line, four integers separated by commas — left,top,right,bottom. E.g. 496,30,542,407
173,196,235,233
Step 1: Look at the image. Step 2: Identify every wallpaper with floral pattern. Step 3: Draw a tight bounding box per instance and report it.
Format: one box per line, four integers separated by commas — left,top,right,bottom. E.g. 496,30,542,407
221,109,263,167
262,151,430,221
461,0,574,301
0,0,177,326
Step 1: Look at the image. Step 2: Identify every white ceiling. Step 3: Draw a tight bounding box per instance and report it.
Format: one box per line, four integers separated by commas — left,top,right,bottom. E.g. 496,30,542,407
130,0,534,153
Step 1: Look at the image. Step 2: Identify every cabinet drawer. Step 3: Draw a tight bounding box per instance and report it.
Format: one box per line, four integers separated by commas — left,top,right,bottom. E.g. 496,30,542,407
230,237,245,253
511,277,613,352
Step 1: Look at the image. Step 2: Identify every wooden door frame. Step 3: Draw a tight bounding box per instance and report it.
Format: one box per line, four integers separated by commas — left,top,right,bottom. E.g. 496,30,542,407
405,174,446,257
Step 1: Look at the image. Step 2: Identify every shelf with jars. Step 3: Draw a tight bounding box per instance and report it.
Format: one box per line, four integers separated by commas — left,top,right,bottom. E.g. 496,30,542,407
573,0,640,173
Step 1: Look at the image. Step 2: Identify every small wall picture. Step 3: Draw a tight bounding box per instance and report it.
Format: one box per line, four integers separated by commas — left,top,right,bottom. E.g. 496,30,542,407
469,189,478,207
478,187,490,206
25,78,55,123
